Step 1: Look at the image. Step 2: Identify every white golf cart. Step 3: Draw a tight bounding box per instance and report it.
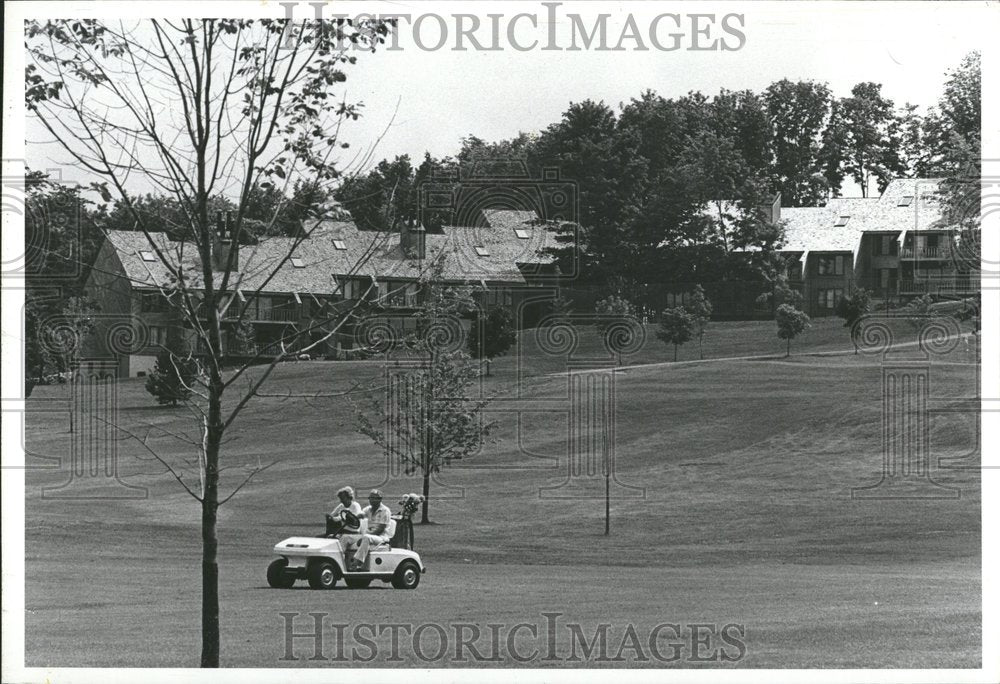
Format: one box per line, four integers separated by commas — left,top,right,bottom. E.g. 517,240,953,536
267,510,424,590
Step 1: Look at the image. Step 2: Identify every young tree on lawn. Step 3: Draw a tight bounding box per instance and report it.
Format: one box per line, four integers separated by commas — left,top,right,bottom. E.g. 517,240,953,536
595,294,634,327
776,304,811,357
146,326,201,406
656,307,694,362
902,294,935,331
755,255,804,316
26,18,392,667
467,305,516,377
356,287,497,524
34,296,99,426
595,294,636,364
146,350,202,406
684,285,713,359
835,288,872,354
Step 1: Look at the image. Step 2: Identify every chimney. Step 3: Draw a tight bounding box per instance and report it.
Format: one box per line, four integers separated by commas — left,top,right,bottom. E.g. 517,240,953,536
214,210,239,272
759,192,781,224
400,217,426,260
411,221,426,261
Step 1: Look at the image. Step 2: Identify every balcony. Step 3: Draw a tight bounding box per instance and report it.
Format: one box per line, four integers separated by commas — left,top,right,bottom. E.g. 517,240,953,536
897,277,978,295
220,302,300,322
900,246,948,260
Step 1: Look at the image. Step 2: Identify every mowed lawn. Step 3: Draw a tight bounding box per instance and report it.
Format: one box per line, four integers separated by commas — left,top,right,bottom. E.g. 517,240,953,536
22,319,982,668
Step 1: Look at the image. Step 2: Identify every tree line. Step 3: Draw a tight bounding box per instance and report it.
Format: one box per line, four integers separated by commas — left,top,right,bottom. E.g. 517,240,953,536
335,52,981,298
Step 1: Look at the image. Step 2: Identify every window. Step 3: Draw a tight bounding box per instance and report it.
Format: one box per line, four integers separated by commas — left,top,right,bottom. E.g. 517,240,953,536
873,235,899,256
139,292,169,313
342,279,354,300
879,268,898,290
386,280,405,306
333,239,347,250
816,288,843,310
898,195,914,207
405,283,419,307
139,250,156,262
290,256,305,268
514,228,530,239
148,326,168,347
833,216,850,227
816,255,845,276
474,246,490,257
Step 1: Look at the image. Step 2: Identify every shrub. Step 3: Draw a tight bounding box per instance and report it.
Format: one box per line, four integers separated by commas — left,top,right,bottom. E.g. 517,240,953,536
145,346,200,406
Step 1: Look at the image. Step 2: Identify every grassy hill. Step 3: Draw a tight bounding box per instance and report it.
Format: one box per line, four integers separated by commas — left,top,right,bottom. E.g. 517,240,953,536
23,318,981,667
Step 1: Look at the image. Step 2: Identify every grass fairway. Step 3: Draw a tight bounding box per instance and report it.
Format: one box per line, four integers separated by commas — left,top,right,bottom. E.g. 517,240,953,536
23,319,981,667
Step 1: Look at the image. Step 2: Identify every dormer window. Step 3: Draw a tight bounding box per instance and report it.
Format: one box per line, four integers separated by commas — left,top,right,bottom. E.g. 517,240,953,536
139,250,156,262
474,246,490,257
898,196,914,207
834,216,850,227
290,256,305,268
514,228,530,239
333,239,347,250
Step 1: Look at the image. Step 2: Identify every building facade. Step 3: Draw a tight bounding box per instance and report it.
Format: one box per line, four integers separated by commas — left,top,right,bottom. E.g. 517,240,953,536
83,209,561,377
769,178,975,317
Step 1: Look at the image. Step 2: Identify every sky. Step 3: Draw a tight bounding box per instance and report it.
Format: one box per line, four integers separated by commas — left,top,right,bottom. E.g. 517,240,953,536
22,1,995,196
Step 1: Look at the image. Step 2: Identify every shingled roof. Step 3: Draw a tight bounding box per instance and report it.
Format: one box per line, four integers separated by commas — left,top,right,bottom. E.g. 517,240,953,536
852,177,946,234
104,210,558,294
779,197,879,253
775,178,947,254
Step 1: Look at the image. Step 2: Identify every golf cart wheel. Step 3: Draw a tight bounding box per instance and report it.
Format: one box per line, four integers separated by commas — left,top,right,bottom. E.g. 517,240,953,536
307,560,339,590
344,577,372,589
267,559,296,588
391,561,420,590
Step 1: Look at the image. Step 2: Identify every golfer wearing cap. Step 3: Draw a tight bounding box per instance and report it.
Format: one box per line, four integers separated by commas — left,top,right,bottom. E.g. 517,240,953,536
351,489,393,570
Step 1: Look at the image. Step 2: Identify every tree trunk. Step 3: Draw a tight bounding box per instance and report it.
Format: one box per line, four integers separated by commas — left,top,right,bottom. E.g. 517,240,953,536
673,345,677,362
786,338,791,357
604,468,610,536
699,335,704,360
420,468,430,524
201,380,222,668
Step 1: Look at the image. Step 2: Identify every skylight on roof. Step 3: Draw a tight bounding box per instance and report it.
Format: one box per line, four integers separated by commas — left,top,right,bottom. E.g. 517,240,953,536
139,250,156,262
898,195,914,207
290,256,305,268
514,228,531,239
333,239,347,250
474,246,490,257
834,216,850,227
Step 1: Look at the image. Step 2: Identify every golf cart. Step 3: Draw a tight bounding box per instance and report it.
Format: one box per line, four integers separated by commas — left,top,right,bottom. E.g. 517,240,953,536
267,509,424,590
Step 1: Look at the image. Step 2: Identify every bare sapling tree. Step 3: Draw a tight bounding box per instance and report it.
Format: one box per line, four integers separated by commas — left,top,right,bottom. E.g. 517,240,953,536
355,285,498,524
25,17,395,667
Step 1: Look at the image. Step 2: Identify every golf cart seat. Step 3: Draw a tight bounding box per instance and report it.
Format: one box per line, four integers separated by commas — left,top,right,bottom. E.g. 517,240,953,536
371,518,396,550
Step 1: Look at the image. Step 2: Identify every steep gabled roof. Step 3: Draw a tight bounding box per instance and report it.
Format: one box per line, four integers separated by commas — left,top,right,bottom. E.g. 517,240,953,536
852,178,946,234
103,211,558,294
779,197,879,253
740,178,947,254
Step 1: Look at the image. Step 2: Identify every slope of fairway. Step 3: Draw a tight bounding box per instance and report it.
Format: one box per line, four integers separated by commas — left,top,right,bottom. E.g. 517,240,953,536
22,320,981,667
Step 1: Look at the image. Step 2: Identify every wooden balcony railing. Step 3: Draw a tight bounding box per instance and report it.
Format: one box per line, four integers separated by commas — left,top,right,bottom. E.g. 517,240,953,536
897,278,977,295
220,304,300,322
900,246,948,259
